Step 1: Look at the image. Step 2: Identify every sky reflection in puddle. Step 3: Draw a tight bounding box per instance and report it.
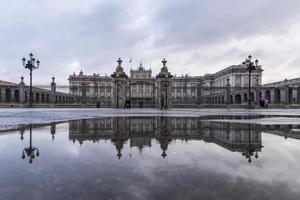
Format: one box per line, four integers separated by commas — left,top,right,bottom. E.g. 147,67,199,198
0,116,300,200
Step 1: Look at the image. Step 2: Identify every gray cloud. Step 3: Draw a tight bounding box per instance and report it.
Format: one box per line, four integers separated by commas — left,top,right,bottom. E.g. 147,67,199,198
0,0,299,85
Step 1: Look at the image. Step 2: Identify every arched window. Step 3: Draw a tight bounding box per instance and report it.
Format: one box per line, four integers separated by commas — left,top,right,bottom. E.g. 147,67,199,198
235,94,242,104
274,88,281,104
5,88,11,102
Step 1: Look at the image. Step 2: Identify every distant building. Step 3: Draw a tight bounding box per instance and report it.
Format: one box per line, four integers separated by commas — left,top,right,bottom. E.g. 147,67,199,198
68,57,265,108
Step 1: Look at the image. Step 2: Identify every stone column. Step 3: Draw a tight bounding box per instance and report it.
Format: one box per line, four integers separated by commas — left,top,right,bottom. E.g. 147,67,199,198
281,88,287,104
156,58,173,109
295,87,300,104
111,58,128,108
0,87,3,102
292,87,298,104
50,77,56,103
36,93,41,104
284,86,289,104
19,76,26,103
197,83,202,104
10,87,16,103
225,78,231,104
1,88,6,102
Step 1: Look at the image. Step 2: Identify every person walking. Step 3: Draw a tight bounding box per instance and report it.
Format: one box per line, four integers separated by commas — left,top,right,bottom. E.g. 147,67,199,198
265,98,269,109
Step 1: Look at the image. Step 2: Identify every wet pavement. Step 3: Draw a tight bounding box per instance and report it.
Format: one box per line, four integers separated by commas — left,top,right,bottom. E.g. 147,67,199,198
0,113,300,200
2,108,300,131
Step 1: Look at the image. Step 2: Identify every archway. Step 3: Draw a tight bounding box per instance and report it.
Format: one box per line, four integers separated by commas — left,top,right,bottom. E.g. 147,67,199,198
24,91,28,102
234,94,242,104
35,93,40,103
274,88,281,104
5,88,11,102
41,93,45,103
230,95,233,103
14,89,20,102
243,93,248,102
0,88,2,102
250,92,254,102
46,94,50,103
287,87,293,104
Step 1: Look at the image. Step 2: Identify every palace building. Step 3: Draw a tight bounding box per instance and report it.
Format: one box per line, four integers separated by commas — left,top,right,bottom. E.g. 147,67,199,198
2,57,299,108
68,57,266,108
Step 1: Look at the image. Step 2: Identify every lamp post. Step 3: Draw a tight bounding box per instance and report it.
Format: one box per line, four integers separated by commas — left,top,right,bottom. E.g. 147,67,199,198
22,53,40,108
21,124,40,164
243,55,258,108
242,124,259,163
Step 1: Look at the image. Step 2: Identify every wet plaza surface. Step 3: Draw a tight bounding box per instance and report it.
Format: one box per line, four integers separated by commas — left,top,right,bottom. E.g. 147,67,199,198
1,112,300,200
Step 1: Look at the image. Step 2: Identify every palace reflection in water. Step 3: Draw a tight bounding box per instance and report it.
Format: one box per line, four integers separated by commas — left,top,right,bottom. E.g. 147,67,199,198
68,117,265,162
20,116,300,164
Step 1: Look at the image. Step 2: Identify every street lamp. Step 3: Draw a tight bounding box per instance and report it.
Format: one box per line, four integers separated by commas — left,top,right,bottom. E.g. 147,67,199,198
242,55,258,108
21,124,40,164
22,53,40,108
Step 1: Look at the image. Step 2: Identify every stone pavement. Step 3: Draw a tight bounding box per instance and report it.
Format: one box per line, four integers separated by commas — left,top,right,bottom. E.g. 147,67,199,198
1,108,300,131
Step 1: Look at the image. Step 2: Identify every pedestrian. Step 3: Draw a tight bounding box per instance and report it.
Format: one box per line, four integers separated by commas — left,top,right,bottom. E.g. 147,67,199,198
265,98,269,108
259,96,263,107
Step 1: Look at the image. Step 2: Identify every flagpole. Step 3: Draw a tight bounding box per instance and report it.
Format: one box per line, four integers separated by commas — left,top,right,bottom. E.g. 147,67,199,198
129,58,133,69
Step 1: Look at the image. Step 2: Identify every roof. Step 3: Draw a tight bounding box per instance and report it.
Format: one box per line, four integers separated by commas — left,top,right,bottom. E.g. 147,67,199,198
263,77,300,87
0,80,17,86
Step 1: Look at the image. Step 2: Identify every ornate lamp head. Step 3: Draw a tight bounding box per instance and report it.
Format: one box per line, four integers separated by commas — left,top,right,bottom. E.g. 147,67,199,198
162,58,167,67
117,58,122,66
22,57,26,67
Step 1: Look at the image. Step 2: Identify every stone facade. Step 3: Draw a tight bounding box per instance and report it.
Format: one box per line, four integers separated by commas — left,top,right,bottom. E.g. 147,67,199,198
0,77,79,107
69,57,267,108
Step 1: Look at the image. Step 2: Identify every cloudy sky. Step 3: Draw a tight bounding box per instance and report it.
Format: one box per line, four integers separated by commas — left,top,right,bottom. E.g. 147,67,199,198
0,0,300,86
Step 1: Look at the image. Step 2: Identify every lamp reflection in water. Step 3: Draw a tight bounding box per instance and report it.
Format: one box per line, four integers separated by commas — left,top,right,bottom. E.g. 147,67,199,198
242,124,259,163
157,116,172,158
21,124,40,164
20,127,25,141
50,122,56,140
